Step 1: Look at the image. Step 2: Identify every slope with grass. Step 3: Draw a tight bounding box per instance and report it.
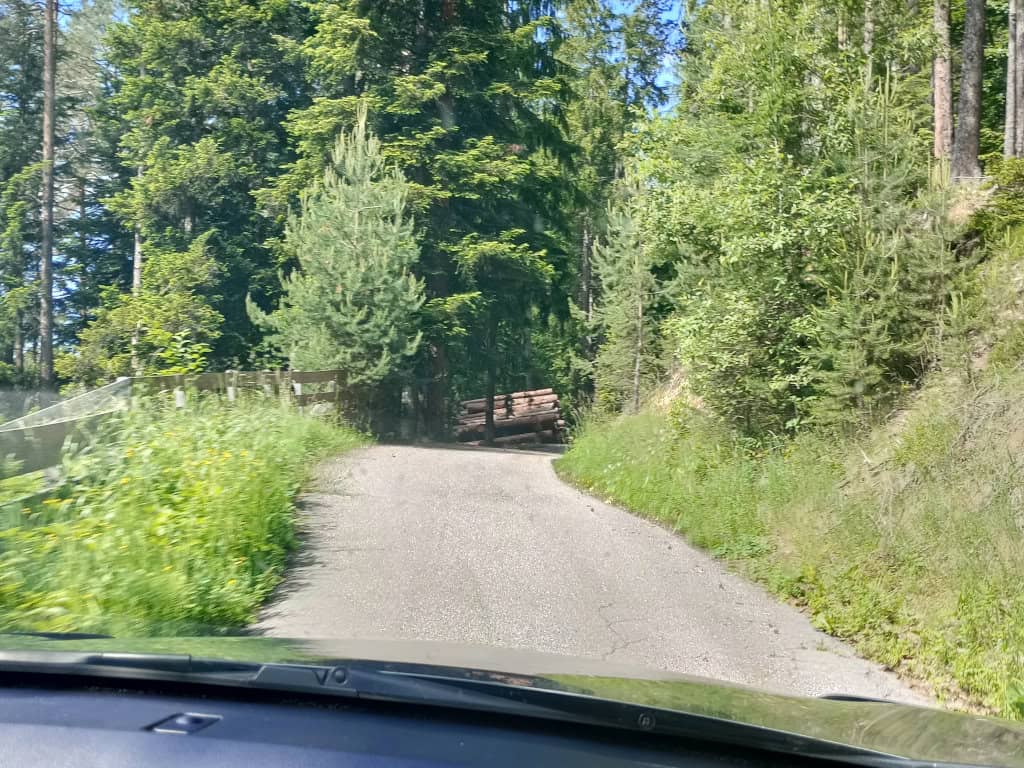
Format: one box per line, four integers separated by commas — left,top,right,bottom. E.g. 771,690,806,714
557,369,1024,718
0,397,366,635
557,238,1024,719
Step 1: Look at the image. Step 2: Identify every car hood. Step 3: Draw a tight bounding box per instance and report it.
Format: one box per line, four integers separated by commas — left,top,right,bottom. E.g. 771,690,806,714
2,634,1022,767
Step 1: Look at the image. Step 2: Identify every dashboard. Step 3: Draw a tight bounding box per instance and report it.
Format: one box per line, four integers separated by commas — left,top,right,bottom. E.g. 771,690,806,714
0,677,824,768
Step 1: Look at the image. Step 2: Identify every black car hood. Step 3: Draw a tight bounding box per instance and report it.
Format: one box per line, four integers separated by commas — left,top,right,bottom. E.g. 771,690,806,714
1,634,1021,767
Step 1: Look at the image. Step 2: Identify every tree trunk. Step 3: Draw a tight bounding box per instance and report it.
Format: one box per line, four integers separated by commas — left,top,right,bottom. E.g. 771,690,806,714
130,220,143,374
1009,0,1024,157
1007,0,1019,157
581,216,594,358
426,341,448,439
131,64,145,375
483,313,498,445
12,311,23,372
38,0,57,385
951,0,986,180
933,0,953,159
1017,12,1024,155
632,275,643,415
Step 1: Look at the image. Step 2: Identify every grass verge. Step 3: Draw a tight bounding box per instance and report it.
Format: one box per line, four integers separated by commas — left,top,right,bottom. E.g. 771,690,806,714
0,395,367,635
555,375,1024,719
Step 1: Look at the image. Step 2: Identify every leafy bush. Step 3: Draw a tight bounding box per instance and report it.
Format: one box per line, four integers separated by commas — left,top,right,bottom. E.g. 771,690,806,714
0,396,365,634
974,158,1024,237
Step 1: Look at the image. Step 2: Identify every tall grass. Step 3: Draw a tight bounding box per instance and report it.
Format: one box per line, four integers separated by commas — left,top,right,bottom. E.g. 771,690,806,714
556,376,1024,719
0,395,366,635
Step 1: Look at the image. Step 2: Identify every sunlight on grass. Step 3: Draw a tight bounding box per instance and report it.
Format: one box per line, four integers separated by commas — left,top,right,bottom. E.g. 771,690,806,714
556,378,1024,719
0,395,366,636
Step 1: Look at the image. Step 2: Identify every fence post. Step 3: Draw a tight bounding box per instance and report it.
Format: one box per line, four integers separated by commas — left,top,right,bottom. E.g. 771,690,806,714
226,369,237,403
173,374,186,409
292,379,303,412
334,371,343,417
280,370,293,407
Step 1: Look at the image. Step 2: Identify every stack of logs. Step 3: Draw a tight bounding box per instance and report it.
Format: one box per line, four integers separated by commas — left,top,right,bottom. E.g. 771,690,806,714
456,388,565,446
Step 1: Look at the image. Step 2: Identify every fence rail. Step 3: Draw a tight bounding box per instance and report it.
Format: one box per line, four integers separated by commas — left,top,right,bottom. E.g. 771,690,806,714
0,369,345,484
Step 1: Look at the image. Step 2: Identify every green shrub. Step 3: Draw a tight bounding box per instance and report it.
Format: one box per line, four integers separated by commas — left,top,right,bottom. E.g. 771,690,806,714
0,396,366,635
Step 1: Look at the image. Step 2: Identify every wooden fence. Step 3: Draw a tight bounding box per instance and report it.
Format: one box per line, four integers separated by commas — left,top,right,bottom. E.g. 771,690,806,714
0,369,345,483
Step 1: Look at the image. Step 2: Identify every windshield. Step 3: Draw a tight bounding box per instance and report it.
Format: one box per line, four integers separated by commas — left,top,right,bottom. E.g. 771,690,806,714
0,0,1021,739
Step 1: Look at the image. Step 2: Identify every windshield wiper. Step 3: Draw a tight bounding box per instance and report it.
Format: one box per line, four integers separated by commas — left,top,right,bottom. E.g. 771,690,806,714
0,651,922,768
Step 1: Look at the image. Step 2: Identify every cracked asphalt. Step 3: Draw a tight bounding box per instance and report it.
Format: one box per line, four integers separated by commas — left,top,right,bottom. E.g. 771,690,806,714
256,443,928,704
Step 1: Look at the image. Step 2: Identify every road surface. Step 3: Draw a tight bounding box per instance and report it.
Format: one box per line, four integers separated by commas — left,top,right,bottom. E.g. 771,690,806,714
257,444,927,703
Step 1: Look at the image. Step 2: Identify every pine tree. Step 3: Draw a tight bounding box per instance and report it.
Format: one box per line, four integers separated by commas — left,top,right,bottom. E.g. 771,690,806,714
592,199,660,414
101,0,314,366
266,0,568,437
556,0,678,403
0,0,43,375
248,110,424,404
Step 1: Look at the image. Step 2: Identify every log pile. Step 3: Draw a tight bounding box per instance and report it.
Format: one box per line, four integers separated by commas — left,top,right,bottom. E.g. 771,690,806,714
456,388,565,445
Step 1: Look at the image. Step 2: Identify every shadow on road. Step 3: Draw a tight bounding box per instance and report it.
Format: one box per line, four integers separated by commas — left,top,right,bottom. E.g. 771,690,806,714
377,440,568,457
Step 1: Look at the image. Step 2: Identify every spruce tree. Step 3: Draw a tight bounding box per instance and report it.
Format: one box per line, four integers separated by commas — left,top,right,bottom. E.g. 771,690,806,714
266,0,568,436
592,199,660,414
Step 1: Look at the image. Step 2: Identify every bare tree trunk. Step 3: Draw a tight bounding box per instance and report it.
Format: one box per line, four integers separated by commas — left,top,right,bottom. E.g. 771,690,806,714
426,341,448,439
132,224,143,293
483,313,498,445
1017,4,1024,155
130,219,143,374
78,177,87,254
1009,0,1024,157
12,311,23,372
131,63,145,375
580,216,594,360
933,0,953,159
1007,0,1019,157
951,0,986,181
38,0,57,385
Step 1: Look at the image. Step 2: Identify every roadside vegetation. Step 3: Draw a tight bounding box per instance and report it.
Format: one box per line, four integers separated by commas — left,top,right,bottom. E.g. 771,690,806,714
559,232,1024,718
0,397,365,635
547,0,1024,721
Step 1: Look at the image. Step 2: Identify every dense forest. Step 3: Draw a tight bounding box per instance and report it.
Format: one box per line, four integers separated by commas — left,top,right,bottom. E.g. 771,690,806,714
0,0,1021,441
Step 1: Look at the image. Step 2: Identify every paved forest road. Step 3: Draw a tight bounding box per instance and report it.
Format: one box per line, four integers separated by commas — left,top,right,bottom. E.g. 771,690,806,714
257,444,926,703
